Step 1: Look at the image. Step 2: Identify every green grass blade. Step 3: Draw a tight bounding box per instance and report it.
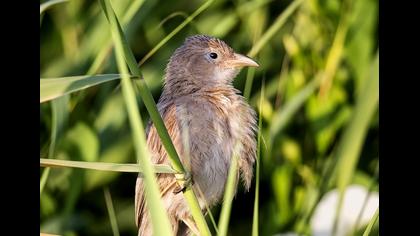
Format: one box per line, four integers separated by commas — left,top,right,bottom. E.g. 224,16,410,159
157,12,190,29
104,188,120,236
270,78,321,140
182,189,211,235
40,74,136,103
40,168,51,195
40,96,68,195
217,149,239,236
100,1,211,234
248,0,303,57
138,0,214,66
318,0,351,97
87,0,146,74
252,81,265,236
40,158,177,174
333,52,379,234
195,185,219,234
244,67,256,100
362,207,379,236
352,161,379,233
40,0,68,15
100,0,173,234
101,0,185,173
206,209,219,235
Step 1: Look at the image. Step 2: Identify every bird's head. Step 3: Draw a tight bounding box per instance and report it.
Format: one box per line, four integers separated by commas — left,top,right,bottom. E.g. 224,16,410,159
164,35,259,95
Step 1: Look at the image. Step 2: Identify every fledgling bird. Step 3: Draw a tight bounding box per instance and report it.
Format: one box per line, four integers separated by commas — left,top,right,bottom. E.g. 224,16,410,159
135,35,259,236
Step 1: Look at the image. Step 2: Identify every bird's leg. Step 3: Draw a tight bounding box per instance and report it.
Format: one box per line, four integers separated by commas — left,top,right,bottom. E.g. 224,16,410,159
181,215,200,236
173,171,193,194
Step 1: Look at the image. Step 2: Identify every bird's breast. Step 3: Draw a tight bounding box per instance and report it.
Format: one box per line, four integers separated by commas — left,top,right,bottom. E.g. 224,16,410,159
175,94,246,206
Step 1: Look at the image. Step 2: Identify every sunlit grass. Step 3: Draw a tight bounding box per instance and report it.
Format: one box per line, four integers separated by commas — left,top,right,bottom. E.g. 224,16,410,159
40,0,378,235
100,0,173,234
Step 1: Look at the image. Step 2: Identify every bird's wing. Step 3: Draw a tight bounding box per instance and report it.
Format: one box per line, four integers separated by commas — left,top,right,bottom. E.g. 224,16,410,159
236,100,258,191
135,103,183,228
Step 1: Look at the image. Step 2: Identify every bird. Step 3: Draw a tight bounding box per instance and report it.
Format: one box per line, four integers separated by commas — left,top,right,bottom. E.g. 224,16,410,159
135,35,259,236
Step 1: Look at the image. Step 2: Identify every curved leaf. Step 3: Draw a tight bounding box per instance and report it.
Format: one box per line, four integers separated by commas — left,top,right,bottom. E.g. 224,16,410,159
100,0,174,235
40,74,136,103
40,158,177,174
40,0,68,15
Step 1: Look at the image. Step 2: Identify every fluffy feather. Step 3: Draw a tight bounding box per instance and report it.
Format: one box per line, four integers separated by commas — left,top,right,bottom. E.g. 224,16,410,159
135,35,258,236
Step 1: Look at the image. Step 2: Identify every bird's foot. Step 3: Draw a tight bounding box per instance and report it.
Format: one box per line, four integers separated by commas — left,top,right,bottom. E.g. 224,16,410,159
173,171,193,194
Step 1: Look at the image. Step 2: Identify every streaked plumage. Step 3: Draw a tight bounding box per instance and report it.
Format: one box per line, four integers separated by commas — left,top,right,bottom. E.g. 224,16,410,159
135,35,258,235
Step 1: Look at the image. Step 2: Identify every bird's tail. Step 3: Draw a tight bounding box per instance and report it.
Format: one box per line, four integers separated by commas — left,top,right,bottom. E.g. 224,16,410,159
138,219,197,236
138,214,183,236
138,216,153,236
176,222,194,236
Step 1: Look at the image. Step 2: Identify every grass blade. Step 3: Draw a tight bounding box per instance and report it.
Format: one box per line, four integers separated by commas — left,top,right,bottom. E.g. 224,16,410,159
100,0,211,234
252,81,265,236
104,188,120,236
40,168,51,195
352,161,379,233
270,77,321,140
40,158,177,174
248,0,303,57
40,0,68,15
318,0,351,97
40,96,68,195
138,0,215,66
362,207,379,236
100,0,173,234
217,149,239,236
87,0,146,74
244,67,256,101
40,74,136,103
195,186,219,234
333,51,379,234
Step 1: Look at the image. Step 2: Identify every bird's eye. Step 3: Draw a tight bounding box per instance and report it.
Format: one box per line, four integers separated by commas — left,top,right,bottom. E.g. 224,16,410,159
209,52,218,59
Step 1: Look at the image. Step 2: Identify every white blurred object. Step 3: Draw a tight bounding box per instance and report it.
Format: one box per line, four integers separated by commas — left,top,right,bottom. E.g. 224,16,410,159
310,184,379,236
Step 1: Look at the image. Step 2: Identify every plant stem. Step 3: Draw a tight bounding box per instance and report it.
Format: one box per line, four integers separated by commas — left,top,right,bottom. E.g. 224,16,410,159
100,1,211,234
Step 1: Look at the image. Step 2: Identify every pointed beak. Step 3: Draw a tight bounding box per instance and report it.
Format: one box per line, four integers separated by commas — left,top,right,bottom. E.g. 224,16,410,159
226,53,259,68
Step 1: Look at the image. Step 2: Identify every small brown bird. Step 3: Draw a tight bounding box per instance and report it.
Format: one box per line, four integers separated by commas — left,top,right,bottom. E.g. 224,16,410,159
135,35,258,235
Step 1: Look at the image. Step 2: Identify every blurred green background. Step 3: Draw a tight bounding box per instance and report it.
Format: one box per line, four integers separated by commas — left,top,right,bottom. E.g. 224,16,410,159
40,0,378,235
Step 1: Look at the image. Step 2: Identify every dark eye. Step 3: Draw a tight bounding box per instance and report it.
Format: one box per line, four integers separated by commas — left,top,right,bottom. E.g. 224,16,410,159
209,52,218,59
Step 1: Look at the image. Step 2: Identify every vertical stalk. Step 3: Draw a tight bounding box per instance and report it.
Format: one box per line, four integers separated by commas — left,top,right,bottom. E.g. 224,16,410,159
99,0,211,235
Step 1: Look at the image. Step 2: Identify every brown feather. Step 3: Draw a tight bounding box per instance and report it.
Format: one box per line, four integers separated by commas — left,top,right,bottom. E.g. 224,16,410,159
135,35,258,236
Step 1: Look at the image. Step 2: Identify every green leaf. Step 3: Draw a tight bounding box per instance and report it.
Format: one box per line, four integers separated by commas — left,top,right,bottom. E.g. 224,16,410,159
40,96,69,195
362,207,379,236
40,0,68,15
244,67,256,101
66,122,99,162
334,51,379,233
138,0,215,66
85,135,133,191
100,0,211,234
272,164,293,225
104,188,120,236
87,0,147,74
217,147,240,236
100,0,174,234
40,74,136,103
40,158,177,174
270,77,321,141
248,0,304,57
252,82,265,236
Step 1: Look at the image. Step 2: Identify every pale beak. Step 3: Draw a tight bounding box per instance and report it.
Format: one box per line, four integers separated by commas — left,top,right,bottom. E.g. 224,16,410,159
227,53,260,68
